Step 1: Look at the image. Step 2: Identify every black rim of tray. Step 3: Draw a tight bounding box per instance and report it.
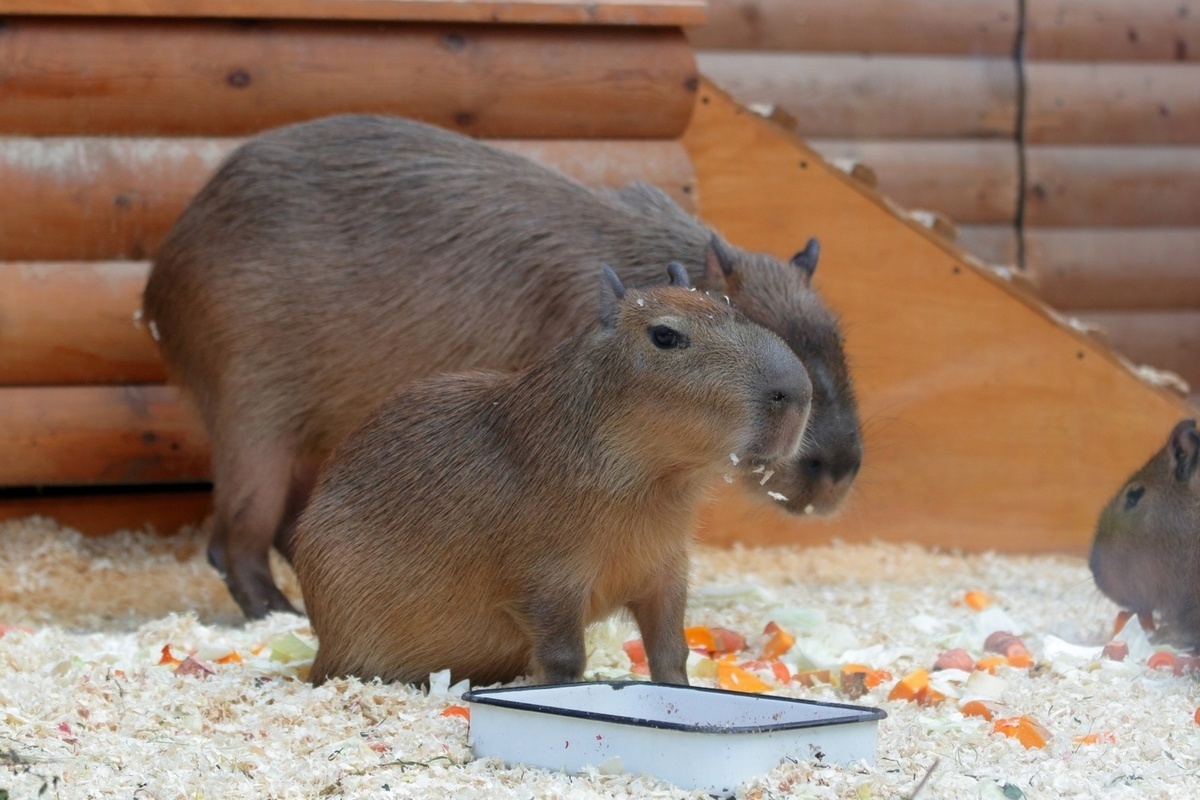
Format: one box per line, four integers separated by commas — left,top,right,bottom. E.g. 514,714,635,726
462,680,887,734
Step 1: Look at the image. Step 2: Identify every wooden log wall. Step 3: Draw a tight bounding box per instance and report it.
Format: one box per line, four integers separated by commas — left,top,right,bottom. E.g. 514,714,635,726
0,2,703,531
691,0,1200,397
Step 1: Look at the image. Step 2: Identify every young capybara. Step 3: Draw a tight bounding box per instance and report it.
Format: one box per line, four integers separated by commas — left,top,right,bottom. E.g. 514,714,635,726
143,114,861,619
290,265,811,686
1090,419,1200,650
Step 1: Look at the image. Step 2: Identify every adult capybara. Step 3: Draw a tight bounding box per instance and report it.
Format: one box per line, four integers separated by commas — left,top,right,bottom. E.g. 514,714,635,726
143,114,861,618
291,265,812,685
1091,419,1200,650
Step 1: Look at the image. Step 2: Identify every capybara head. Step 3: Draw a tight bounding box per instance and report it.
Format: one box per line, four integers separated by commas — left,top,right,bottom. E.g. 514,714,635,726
1090,419,1200,648
703,236,862,514
599,263,812,474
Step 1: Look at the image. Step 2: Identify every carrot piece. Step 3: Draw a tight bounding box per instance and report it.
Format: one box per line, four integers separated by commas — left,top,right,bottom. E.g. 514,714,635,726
792,668,832,687
718,660,771,693
709,627,746,656
442,705,470,721
215,652,243,665
974,656,1006,674
1147,651,1178,672
1101,641,1129,662
770,660,791,683
1005,653,1034,669
158,644,182,666
963,590,991,610
761,622,796,660
960,700,1001,721
621,639,649,674
994,716,1050,749
685,626,717,654
1072,732,1115,745
841,663,892,689
887,668,929,702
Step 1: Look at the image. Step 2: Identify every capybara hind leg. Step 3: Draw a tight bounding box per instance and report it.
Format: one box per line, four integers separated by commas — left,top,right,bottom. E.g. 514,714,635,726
209,438,299,618
272,457,321,566
627,562,690,685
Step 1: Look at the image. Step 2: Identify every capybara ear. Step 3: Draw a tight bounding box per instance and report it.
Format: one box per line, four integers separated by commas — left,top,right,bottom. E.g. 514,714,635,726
666,262,691,289
790,238,820,284
703,234,736,290
599,264,626,329
1168,419,1200,483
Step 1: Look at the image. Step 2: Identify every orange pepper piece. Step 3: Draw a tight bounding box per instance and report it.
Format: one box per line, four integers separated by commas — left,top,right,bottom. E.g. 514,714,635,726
960,700,1002,721
963,590,991,611
685,626,717,654
994,716,1050,749
761,622,796,660
157,644,182,666
718,660,771,693
887,668,929,702
442,705,471,721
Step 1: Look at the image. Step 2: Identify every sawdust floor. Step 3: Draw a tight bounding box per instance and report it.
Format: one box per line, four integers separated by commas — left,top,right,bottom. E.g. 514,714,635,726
1,516,1198,799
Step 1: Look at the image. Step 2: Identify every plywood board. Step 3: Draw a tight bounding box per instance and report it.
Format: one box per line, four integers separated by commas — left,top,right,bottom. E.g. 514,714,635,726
682,79,1192,554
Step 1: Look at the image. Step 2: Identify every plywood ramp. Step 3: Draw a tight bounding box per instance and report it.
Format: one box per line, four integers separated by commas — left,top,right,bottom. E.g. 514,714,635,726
683,80,1192,555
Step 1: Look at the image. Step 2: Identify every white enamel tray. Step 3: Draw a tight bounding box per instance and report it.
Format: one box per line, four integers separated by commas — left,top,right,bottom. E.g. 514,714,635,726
463,681,886,797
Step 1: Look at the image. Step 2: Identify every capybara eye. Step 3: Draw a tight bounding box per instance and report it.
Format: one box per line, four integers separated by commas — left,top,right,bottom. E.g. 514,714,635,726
649,325,687,349
1124,485,1145,511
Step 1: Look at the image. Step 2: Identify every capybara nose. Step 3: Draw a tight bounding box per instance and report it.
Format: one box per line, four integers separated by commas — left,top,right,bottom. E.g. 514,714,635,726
799,436,863,483
763,348,812,417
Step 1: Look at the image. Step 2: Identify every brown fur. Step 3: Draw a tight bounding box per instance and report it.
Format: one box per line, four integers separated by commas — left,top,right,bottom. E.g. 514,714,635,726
1090,419,1200,650
142,114,860,618
290,270,811,686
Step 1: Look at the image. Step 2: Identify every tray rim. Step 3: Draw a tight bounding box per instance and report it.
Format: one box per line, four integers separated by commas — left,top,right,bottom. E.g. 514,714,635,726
463,680,888,735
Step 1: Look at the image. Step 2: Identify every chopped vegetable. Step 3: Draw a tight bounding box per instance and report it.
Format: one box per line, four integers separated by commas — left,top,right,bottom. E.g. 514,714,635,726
175,656,215,678
268,631,317,663
963,590,991,611
1147,651,1178,672
684,626,717,654
1194,707,1200,726
984,631,1030,658
442,705,471,721
840,663,892,689
717,659,771,693
887,668,945,705
932,648,975,672
975,654,1032,673
993,716,1050,749
158,644,183,666
621,640,649,675
709,627,746,656
737,659,790,683
960,699,1003,721
1101,641,1128,662
761,621,795,660
792,668,833,687
215,652,243,665
1072,732,1115,745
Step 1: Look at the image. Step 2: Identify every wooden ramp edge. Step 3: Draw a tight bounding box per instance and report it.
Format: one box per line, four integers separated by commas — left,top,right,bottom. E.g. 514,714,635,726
684,78,1193,555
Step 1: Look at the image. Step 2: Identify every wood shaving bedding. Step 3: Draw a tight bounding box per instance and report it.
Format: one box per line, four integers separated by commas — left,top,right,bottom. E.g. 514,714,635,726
1,517,1198,799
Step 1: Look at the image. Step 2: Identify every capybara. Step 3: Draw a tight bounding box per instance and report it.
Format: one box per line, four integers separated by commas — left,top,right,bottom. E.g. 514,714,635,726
143,114,860,618
1091,419,1200,649
290,265,812,685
